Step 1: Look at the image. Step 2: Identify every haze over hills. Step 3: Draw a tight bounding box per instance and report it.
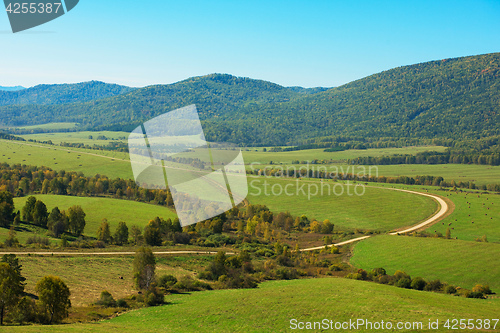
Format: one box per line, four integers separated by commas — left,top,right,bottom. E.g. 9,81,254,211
0,52,499,146
0,86,25,92
0,81,134,106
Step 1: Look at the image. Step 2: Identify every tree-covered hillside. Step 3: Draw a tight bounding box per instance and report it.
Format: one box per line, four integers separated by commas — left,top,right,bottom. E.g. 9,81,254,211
1,53,499,146
0,81,134,106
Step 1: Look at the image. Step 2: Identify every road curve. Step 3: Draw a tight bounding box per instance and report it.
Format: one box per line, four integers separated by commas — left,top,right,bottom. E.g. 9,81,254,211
300,186,449,252
0,187,448,256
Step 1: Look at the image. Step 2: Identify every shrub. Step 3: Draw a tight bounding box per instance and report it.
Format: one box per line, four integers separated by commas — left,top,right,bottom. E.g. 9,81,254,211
472,284,493,294
424,279,443,292
378,275,394,285
116,299,128,308
371,268,386,277
96,290,116,307
329,264,343,272
157,274,178,289
330,246,339,254
144,285,165,306
467,292,484,299
396,278,411,289
275,267,298,280
410,277,426,291
394,270,410,281
26,236,51,246
444,285,457,294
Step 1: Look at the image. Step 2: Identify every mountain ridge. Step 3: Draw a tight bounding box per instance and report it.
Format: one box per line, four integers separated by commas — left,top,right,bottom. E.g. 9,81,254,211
1,53,499,145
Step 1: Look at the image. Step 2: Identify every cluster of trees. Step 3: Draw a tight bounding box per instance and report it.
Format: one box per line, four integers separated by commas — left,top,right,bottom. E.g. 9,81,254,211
347,267,494,299
0,254,71,325
1,194,86,238
348,150,500,166
0,163,174,207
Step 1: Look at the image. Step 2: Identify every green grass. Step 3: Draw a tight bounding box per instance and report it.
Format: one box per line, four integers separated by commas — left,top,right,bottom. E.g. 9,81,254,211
247,177,438,231
4,278,499,332
350,235,500,291
12,122,78,130
13,255,203,307
430,191,500,243
11,195,177,237
20,131,129,145
0,139,133,179
241,145,448,164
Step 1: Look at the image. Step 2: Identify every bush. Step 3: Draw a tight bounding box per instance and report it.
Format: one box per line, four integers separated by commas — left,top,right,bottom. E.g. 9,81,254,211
95,290,116,307
26,236,50,246
467,292,484,299
173,275,212,291
396,278,411,289
329,264,343,272
410,277,426,291
330,246,339,254
444,285,457,294
116,299,128,308
144,285,165,306
275,267,298,280
377,275,394,285
394,270,410,281
371,268,386,276
157,274,178,289
472,284,493,294
424,279,443,292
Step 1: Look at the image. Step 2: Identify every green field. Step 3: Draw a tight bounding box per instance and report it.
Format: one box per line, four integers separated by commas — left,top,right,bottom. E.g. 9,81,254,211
12,255,206,307
21,131,129,145
12,122,79,131
242,145,448,164
430,191,500,243
0,139,133,179
247,177,438,231
4,278,499,333
351,235,500,291
11,195,177,237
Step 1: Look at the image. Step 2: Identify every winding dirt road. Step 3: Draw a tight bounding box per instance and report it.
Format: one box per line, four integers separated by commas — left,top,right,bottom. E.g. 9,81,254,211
300,186,450,251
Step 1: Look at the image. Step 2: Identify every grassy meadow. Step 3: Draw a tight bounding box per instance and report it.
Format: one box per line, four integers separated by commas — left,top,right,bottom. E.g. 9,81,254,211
0,139,133,179
247,176,438,231
428,191,500,243
11,195,177,237
12,122,79,131
12,254,212,307
350,235,500,291
3,278,500,333
20,131,129,145
241,145,448,164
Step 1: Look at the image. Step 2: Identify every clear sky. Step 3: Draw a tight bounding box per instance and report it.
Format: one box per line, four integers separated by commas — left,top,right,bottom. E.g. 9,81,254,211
1,0,500,88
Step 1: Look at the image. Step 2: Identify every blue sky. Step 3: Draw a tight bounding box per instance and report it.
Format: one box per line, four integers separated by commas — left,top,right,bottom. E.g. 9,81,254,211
1,0,500,88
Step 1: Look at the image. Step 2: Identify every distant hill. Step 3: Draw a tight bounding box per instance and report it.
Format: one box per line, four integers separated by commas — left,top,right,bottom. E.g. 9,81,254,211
0,86,25,91
0,81,134,106
0,53,499,145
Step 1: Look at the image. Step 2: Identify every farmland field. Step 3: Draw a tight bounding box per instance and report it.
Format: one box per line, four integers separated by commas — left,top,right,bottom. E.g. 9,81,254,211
247,176,438,231
241,146,448,164
20,130,129,145
3,278,500,333
11,122,78,131
350,235,500,291
11,195,177,237
11,254,212,307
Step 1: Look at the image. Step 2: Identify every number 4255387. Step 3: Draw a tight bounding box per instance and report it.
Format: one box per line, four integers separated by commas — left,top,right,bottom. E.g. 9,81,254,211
6,2,62,14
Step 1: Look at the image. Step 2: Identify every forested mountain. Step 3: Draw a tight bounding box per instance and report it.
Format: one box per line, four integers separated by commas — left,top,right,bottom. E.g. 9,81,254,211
0,53,499,146
0,81,134,106
0,86,25,91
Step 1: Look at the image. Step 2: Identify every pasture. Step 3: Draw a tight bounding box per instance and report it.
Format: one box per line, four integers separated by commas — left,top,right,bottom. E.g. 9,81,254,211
350,235,500,291
4,278,500,332
246,176,438,231
12,195,177,237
